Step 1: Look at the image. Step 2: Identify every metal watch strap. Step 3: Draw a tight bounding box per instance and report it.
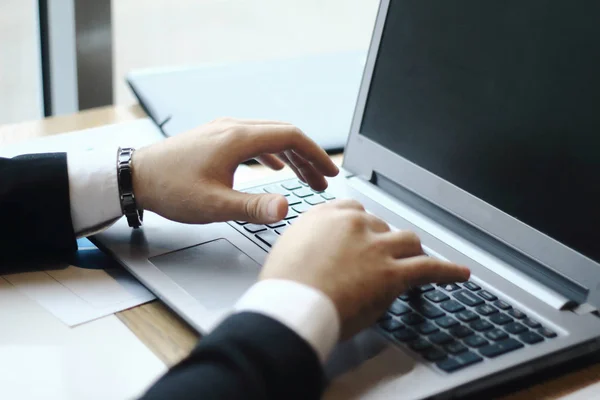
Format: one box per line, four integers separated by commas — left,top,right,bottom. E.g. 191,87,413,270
117,147,143,228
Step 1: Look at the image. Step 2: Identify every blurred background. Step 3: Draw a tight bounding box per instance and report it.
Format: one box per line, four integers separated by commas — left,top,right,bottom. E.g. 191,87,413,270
0,0,379,125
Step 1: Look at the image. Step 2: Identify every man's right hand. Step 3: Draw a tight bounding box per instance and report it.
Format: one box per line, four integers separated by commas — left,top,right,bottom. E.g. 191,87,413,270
260,200,470,340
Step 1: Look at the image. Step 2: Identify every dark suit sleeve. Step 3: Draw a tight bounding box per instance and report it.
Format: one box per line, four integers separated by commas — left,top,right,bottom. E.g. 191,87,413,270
0,153,76,261
141,312,326,400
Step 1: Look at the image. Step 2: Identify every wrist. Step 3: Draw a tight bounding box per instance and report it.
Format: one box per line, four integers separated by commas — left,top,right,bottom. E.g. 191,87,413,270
131,146,151,211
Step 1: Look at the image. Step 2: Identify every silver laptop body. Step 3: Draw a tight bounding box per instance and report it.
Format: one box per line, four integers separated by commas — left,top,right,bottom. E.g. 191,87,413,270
95,1,600,398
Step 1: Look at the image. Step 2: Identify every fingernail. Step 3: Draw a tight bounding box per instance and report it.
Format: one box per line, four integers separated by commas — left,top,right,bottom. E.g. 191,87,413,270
267,197,280,220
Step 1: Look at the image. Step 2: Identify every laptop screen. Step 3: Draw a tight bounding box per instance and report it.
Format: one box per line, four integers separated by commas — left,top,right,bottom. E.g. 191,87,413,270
360,1,600,263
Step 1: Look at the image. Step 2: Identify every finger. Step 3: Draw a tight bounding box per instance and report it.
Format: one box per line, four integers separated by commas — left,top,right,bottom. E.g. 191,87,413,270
364,213,390,233
256,154,285,170
210,186,289,223
277,152,307,183
325,199,365,211
236,125,339,177
379,230,424,258
285,150,328,191
277,151,306,181
216,117,293,126
392,256,470,289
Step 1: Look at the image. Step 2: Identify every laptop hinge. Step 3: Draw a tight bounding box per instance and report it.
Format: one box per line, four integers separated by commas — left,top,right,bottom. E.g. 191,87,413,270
355,170,589,308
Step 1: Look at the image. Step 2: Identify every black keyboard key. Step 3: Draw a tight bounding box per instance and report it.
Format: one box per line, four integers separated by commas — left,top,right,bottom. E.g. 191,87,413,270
494,300,512,310
523,318,541,329
436,316,459,329
398,293,411,301
377,314,391,322
305,197,325,206
286,195,302,206
485,329,509,341
430,332,454,345
456,310,479,322
441,300,465,313
255,231,279,247
409,338,433,352
449,325,474,339
425,290,450,303
508,309,527,320
264,185,290,196
292,188,314,198
475,304,498,316
409,301,445,319
454,290,485,307
436,351,482,372
504,322,528,335
479,338,524,358
489,313,513,326
417,284,435,293
445,341,468,355
292,203,312,213
266,221,286,228
389,300,411,316
379,319,403,332
464,335,489,348
463,281,481,291
321,192,336,200
538,328,557,338
424,348,447,361
244,224,267,233
402,313,425,325
417,322,440,335
281,181,302,190
439,283,461,292
275,226,289,235
234,220,248,225
520,331,544,344
478,290,497,301
470,320,494,332
393,328,418,342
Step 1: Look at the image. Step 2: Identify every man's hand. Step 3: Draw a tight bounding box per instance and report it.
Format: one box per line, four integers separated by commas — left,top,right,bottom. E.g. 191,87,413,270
260,200,471,340
131,118,339,224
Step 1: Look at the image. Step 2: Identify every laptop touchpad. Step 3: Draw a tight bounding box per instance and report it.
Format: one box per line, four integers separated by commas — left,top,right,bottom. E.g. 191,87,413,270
149,239,261,310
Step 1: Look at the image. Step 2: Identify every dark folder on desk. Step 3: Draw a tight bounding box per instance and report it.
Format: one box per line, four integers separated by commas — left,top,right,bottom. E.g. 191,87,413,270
126,51,366,152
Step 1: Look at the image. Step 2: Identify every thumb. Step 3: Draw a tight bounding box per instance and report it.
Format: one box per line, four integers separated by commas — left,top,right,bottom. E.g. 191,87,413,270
214,186,289,223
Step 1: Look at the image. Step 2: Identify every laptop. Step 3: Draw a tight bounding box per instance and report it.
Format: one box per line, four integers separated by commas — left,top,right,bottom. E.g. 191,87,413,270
126,50,366,152
95,1,600,398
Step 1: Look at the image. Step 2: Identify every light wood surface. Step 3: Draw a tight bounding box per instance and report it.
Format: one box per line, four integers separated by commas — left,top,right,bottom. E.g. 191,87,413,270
1,105,599,399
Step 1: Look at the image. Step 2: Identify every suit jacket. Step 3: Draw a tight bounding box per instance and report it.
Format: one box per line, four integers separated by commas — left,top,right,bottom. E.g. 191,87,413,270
0,153,324,399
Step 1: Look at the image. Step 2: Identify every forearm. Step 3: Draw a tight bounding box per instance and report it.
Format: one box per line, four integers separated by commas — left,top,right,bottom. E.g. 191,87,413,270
0,154,77,261
141,312,326,400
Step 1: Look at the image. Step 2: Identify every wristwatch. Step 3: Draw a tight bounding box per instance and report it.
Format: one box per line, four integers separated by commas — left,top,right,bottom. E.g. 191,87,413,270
117,147,143,228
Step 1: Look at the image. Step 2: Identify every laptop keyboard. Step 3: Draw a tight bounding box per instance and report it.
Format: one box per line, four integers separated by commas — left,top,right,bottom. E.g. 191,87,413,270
378,282,558,373
229,179,336,249
229,179,558,374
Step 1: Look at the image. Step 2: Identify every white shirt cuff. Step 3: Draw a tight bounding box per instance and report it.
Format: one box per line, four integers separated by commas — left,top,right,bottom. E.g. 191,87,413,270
67,150,123,236
234,279,340,364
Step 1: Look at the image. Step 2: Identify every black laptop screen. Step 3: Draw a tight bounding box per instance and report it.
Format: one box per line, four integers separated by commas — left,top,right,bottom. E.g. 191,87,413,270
360,1,600,263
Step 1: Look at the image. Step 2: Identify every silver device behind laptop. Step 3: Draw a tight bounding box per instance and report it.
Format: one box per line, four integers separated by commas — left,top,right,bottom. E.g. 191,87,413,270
95,1,600,398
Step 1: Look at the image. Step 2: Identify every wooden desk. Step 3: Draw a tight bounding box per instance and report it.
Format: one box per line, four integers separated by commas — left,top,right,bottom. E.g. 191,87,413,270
1,105,599,399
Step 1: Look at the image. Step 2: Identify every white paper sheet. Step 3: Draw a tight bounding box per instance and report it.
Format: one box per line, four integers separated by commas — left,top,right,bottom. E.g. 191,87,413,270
559,381,600,400
2,267,155,327
0,118,164,156
0,277,166,400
